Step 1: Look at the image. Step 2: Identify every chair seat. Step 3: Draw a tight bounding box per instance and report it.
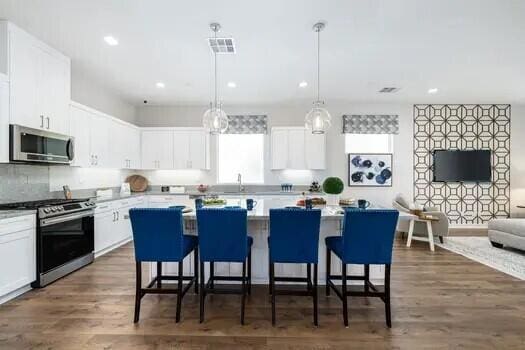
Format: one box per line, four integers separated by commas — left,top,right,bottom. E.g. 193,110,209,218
325,236,345,261
183,235,198,257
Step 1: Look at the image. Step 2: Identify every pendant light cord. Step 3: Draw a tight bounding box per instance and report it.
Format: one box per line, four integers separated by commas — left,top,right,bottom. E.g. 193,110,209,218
317,27,320,102
214,28,218,108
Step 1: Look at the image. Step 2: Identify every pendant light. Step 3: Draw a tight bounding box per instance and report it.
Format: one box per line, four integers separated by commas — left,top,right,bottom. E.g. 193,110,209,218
305,22,331,134
203,23,228,134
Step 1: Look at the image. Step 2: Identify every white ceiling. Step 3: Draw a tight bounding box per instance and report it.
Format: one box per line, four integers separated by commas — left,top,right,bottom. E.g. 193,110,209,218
1,0,524,106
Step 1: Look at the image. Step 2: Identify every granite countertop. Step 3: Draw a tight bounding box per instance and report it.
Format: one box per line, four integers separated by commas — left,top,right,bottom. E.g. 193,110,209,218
90,191,322,204
0,210,37,220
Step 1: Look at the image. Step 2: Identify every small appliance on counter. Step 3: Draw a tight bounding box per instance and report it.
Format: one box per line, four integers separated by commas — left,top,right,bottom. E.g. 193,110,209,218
96,189,113,198
170,186,185,194
161,186,170,192
120,183,131,196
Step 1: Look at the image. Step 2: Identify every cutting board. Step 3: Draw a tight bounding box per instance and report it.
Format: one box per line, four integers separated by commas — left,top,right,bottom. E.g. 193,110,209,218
125,174,148,192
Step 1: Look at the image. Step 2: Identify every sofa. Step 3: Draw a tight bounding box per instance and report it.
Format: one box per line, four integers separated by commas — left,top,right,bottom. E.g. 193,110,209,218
488,219,525,251
392,194,450,243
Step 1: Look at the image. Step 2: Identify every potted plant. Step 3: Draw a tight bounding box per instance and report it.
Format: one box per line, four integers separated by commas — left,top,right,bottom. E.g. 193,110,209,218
322,177,344,206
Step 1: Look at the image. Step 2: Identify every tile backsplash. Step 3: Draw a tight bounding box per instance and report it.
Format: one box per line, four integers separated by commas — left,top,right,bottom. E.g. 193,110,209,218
0,164,55,202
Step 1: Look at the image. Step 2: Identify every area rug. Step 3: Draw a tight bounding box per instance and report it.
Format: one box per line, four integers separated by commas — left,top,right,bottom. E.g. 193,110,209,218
436,237,525,280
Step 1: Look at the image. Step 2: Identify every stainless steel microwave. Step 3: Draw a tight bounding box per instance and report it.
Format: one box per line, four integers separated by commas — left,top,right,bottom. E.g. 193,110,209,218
10,124,74,164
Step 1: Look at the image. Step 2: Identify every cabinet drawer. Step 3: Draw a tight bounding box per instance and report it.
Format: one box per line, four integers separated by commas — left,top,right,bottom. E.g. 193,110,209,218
94,202,114,214
0,215,35,236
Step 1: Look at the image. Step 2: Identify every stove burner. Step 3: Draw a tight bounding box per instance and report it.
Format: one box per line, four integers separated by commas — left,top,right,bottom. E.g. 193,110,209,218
0,198,90,210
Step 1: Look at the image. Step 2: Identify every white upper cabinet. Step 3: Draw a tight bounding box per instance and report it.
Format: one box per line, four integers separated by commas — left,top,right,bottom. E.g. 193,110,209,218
5,22,70,135
89,113,110,168
173,129,210,170
111,121,141,169
271,127,326,170
70,104,92,167
141,129,174,169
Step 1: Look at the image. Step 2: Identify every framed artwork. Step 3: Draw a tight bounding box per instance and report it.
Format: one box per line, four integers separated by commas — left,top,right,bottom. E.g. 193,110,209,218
348,153,393,187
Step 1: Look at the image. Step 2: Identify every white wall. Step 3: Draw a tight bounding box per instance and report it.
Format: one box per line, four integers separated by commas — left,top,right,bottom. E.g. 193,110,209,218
71,67,136,124
510,104,525,217
135,102,414,207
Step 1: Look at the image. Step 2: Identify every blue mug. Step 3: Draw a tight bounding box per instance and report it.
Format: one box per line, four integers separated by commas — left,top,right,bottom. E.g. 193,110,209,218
195,198,203,209
246,198,257,211
358,199,370,209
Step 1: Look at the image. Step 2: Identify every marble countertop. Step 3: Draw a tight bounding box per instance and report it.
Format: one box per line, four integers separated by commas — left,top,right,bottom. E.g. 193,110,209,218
0,210,37,220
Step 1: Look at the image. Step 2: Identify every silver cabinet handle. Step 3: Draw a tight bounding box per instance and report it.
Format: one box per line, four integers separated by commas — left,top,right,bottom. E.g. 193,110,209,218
46,117,50,129
40,115,44,128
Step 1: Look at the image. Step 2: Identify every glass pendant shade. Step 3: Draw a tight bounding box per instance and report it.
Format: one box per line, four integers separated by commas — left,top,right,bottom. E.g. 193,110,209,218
203,103,228,134
305,100,331,134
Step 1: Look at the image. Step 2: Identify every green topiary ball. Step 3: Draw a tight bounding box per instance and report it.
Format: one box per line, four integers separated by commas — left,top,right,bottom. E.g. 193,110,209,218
322,177,344,195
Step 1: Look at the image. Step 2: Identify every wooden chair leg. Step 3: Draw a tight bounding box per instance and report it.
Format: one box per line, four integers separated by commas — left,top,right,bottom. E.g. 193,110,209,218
268,257,272,296
134,261,141,323
270,262,276,326
385,264,392,328
194,248,199,294
439,235,444,244
176,261,183,323
210,262,214,289
313,263,318,326
156,261,162,288
326,247,331,296
364,264,370,293
342,263,348,327
247,248,252,295
199,262,205,323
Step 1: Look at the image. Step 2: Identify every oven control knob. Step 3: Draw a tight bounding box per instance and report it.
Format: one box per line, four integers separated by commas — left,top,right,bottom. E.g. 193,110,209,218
51,207,58,212
57,207,64,211
43,208,51,213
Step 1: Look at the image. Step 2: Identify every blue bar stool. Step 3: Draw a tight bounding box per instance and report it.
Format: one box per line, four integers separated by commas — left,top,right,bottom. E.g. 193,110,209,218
268,208,322,326
325,208,399,327
129,208,198,323
196,207,253,324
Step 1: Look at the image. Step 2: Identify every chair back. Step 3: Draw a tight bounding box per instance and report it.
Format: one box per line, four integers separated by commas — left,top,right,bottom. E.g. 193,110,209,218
196,207,248,262
269,208,321,263
129,208,185,262
341,209,399,264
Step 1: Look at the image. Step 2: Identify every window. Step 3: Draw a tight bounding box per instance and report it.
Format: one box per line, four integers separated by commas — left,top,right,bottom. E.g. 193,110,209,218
217,134,264,183
345,134,393,154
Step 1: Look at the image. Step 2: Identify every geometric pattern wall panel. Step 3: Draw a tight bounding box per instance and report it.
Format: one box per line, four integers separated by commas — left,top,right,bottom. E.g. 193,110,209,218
342,114,399,134
413,104,510,224
226,115,268,134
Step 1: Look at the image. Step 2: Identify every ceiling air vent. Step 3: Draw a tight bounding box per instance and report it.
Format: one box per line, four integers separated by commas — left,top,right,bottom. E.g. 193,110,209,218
378,87,400,93
208,37,236,54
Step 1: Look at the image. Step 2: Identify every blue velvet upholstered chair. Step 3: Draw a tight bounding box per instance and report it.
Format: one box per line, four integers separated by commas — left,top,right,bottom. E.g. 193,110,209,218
268,208,322,326
325,208,399,327
129,208,198,323
196,207,253,324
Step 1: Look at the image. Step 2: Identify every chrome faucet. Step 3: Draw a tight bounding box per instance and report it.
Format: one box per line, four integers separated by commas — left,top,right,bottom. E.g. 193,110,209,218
237,173,244,193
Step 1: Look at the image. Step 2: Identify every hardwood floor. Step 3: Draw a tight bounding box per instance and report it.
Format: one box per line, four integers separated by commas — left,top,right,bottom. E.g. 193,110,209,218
1,238,524,349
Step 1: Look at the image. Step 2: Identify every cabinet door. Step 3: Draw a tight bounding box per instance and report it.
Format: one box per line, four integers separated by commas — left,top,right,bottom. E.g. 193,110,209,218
305,131,326,169
271,129,289,169
0,228,35,296
287,129,306,169
110,121,127,169
9,30,40,129
156,131,174,169
70,106,92,167
173,131,190,169
188,130,208,169
117,206,133,242
89,113,110,168
141,130,173,169
129,128,141,169
94,211,115,254
38,47,70,135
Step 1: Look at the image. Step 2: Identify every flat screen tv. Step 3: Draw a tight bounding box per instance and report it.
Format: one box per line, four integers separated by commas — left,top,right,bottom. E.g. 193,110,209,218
433,150,491,182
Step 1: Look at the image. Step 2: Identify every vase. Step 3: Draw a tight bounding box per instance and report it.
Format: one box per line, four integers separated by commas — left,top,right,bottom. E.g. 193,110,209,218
326,194,340,206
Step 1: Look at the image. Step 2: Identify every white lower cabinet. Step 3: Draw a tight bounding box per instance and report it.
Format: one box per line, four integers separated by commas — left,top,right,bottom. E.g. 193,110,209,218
94,197,145,257
0,215,36,303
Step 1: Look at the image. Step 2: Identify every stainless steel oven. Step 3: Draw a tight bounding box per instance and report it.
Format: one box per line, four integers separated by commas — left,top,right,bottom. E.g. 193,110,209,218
36,209,95,287
10,124,74,164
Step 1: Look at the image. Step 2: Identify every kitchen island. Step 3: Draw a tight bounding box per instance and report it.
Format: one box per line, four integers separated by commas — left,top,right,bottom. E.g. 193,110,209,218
152,197,412,285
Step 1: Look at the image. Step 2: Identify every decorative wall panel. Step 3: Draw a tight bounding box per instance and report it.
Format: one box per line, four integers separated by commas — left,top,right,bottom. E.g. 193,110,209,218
342,115,399,134
225,115,267,134
413,104,510,224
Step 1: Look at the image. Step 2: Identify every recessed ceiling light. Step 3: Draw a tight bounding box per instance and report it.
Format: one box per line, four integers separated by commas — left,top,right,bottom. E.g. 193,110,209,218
227,81,236,88
156,82,165,88
428,88,439,94
103,36,119,46
299,81,308,88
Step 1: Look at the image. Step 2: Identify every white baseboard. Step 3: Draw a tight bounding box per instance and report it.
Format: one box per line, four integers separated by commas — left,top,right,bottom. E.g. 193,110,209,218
0,284,32,305
94,238,133,259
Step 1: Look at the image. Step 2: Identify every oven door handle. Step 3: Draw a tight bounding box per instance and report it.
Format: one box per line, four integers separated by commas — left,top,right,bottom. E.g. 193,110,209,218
40,210,94,227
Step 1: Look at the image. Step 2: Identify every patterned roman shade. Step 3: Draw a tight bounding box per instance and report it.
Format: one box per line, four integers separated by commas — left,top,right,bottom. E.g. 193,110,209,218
342,115,399,134
225,115,268,134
